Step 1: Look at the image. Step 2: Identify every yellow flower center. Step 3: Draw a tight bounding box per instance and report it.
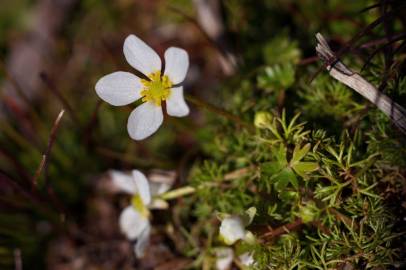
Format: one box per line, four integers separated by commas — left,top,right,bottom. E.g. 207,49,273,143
141,71,173,106
131,194,150,218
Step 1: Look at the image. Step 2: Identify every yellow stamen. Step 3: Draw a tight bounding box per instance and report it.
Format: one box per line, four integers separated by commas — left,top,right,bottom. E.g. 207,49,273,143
131,195,150,218
140,71,173,106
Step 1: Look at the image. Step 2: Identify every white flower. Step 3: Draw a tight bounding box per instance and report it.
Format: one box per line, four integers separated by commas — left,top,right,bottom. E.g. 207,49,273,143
219,207,256,246
219,216,247,245
214,248,255,270
215,247,234,270
238,252,255,267
96,34,190,140
111,170,172,257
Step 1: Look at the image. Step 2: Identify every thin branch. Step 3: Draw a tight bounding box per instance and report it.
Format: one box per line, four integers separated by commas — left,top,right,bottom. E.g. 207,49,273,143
360,33,406,72
224,166,255,181
359,0,401,13
327,208,359,230
260,218,331,242
32,110,65,186
359,33,405,49
311,220,331,235
298,56,319,66
310,11,395,82
315,33,406,135
261,218,304,240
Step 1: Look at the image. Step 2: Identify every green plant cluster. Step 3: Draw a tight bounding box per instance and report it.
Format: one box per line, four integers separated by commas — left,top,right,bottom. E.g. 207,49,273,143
182,111,405,269
173,2,406,267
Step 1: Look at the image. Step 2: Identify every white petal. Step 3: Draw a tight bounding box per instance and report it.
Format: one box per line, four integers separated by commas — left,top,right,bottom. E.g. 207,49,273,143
215,247,234,270
219,216,246,245
238,252,254,267
95,72,142,106
243,231,256,245
132,170,151,205
119,206,149,240
149,182,172,196
123,34,162,75
127,102,164,140
149,198,169,210
164,47,189,84
148,170,176,192
134,224,151,258
110,170,137,194
166,86,189,117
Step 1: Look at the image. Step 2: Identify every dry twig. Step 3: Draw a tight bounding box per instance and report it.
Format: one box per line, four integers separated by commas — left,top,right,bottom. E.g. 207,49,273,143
315,33,406,135
261,218,304,240
32,110,65,186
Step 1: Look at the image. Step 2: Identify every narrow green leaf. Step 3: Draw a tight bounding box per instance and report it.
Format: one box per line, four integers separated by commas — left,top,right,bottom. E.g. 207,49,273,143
261,161,283,175
274,144,288,165
292,162,319,178
274,167,298,190
291,143,310,164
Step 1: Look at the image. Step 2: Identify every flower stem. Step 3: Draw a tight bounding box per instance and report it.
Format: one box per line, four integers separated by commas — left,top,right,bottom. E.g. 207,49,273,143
185,94,255,132
160,186,196,200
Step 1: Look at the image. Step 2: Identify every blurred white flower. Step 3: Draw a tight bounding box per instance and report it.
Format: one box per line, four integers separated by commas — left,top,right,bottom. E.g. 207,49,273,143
214,248,255,270
219,216,247,245
111,170,172,257
96,34,190,140
215,247,234,270
238,252,255,267
219,207,256,245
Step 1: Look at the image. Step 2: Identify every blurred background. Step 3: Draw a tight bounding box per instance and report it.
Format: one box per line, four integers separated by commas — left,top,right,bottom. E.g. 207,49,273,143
1,0,406,269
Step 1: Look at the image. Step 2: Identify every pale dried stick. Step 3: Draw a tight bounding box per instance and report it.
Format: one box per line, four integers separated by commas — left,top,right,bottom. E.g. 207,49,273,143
32,110,65,186
315,33,406,135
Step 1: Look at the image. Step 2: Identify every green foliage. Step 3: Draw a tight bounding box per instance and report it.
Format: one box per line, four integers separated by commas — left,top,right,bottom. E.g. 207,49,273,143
186,112,405,269
257,64,296,93
299,75,365,122
263,35,301,66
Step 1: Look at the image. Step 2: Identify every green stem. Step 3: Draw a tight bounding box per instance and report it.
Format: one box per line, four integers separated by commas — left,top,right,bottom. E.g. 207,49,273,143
160,186,196,200
185,94,255,132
